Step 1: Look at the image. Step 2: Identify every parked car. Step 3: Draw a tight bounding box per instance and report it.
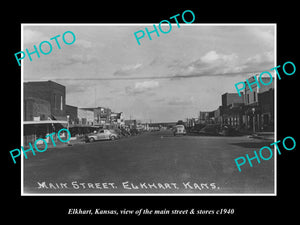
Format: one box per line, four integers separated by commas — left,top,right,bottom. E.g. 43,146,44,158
173,125,187,136
85,129,119,142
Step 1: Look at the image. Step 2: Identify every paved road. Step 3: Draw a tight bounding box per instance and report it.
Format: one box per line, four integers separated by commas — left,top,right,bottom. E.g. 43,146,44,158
23,130,275,194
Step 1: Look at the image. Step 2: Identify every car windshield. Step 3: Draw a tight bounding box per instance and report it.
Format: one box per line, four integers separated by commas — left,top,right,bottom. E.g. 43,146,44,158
176,125,185,129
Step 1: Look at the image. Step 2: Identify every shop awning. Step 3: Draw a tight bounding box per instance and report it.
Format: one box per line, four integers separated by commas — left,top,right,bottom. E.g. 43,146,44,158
23,120,68,125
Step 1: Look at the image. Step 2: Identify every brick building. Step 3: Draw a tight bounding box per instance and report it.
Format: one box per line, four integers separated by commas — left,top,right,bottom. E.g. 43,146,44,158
24,97,51,121
243,75,273,106
80,107,112,125
258,88,274,131
78,108,94,125
23,80,68,146
199,111,215,124
24,80,67,121
220,93,245,127
65,104,78,125
222,92,243,107
242,75,274,131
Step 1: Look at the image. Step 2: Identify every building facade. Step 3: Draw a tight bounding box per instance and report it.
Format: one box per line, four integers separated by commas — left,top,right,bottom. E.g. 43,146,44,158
23,80,68,146
243,76,274,106
78,108,94,125
110,112,125,128
81,107,112,126
199,111,215,124
242,75,274,131
65,104,78,125
24,97,51,121
222,92,243,107
258,88,274,131
24,80,67,121
220,92,245,128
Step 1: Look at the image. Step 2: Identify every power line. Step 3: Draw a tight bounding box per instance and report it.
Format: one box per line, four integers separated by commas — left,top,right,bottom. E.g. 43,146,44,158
23,71,266,81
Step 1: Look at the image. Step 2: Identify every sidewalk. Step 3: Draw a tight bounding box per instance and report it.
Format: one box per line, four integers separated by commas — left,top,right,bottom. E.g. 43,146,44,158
248,132,274,141
26,136,86,150
49,137,86,148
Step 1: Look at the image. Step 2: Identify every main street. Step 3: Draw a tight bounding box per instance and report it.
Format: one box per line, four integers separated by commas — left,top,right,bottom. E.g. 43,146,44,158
23,130,275,194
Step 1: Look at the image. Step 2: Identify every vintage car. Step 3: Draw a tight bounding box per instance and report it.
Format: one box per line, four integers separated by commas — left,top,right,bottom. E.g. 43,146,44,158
85,129,119,142
172,125,187,136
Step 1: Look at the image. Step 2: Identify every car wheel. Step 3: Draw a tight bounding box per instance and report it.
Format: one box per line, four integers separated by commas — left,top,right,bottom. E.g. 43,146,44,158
110,135,116,141
89,137,95,142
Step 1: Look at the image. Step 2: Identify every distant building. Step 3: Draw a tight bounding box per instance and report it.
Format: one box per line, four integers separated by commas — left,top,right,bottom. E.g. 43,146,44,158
214,106,224,124
221,104,244,128
141,123,150,131
199,111,215,124
78,108,94,125
81,107,111,125
186,118,197,128
125,119,137,128
65,104,78,125
110,112,125,128
98,107,112,125
220,93,245,128
222,92,244,107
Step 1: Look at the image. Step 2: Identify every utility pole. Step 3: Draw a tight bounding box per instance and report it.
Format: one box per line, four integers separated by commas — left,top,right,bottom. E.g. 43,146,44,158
94,85,96,107
252,108,256,134
67,115,72,146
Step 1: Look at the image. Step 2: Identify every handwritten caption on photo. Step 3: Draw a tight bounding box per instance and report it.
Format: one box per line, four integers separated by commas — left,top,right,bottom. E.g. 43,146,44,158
36,180,220,191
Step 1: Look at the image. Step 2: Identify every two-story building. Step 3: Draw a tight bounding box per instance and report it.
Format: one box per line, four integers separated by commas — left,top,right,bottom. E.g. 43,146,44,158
24,80,67,121
242,75,274,131
80,107,112,126
220,92,245,128
110,112,125,128
77,108,94,125
23,80,68,145
258,88,274,131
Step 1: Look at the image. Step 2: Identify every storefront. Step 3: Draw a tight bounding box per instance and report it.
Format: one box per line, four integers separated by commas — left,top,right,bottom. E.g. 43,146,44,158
23,120,68,146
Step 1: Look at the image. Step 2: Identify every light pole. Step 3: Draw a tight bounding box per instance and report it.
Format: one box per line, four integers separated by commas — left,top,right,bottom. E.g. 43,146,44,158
67,115,72,146
252,108,255,134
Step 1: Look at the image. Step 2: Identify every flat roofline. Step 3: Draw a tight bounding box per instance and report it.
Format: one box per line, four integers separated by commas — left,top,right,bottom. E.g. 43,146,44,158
24,80,66,88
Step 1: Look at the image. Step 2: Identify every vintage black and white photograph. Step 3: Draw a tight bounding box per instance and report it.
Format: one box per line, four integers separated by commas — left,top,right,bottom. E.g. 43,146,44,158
21,24,276,195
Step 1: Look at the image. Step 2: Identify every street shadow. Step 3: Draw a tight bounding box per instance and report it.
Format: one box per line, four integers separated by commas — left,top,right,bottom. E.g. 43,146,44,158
229,141,273,148
160,134,186,138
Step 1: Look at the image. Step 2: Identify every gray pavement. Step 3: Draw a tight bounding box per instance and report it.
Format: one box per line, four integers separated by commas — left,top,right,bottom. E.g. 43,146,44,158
23,130,275,194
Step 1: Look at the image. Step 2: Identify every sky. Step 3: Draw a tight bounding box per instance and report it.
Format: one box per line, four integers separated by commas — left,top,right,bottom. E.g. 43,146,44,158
22,24,275,122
